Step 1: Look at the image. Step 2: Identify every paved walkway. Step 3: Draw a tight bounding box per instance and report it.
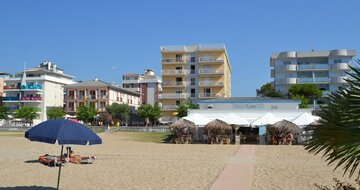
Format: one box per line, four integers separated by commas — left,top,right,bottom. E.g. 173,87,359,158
210,145,255,190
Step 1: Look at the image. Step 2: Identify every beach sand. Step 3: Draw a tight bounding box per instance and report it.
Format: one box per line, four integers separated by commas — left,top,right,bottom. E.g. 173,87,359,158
0,132,358,190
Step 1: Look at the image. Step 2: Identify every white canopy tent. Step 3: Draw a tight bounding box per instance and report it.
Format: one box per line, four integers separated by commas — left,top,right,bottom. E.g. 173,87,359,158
251,113,281,126
291,112,320,126
183,113,211,126
218,113,250,126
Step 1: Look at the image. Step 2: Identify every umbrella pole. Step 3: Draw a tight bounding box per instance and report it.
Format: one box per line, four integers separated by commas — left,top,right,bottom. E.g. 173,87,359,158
57,145,64,190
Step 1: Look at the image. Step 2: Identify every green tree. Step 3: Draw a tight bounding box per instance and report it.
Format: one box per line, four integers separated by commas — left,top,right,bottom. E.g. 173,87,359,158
106,103,130,125
47,107,65,119
0,105,8,120
76,105,97,123
305,61,360,179
257,82,283,97
288,84,322,108
138,103,162,126
14,106,40,125
176,104,189,118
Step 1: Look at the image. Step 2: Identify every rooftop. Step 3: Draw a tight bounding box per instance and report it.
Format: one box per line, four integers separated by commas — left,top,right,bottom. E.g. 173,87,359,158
271,49,356,60
161,44,226,53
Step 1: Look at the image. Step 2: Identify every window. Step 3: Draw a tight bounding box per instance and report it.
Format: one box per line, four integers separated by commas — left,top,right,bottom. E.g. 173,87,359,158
190,56,196,62
191,89,195,97
176,54,183,62
176,101,180,106
190,78,195,85
283,61,291,65
190,65,195,74
334,59,342,64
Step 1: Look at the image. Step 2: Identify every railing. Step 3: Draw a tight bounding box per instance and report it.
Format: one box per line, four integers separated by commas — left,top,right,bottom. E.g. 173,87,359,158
331,77,347,83
199,93,216,98
298,77,330,83
160,93,189,99
198,57,224,63
100,95,107,99
330,63,349,70
199,69,224,74
117,126,170,133
159,117,177,123
298,78,314,83
87,95,96,100
20,84,42,90
3,85,19,90
161,105,178,110
78,95,86,99
66,107,76,112
162,81,186,87
67,96,75,100
199,81,224,86
297,64,329,70
21,96,42,101
161,58,186,63
162,70,187,75
314,77,330,83
3,97,19,101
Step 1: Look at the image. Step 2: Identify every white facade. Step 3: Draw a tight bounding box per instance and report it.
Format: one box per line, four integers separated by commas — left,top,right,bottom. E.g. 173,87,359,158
2,62,75,124
122,69,162,105
270,49,356,95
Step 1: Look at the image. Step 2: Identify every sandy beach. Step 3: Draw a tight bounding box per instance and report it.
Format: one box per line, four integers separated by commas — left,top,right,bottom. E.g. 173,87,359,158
0,132,357,190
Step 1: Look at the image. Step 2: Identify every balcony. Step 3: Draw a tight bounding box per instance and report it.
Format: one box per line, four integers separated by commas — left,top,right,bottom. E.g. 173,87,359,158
20,96,42,102
331,77,348,84
162,70,187,75
330,63,349,70
281,65,297,72
161,58,186,64
21,84,42,90
160,116,177,123
99,95,107,99
298,77,330,84
67,95,75,100
199,69,224,75
297,64,329,70
66,107,76,112
199,93,217,98
87,95,96,100
271,69,275,78
198,57,224,64
3,85,19,90
199,81,224,86
3,97,19,101
160,93,189,99
162,81,186,87
161,105,178,111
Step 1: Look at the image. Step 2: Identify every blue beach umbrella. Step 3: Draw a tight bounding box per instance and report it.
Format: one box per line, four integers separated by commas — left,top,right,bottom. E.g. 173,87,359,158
25,119,102,190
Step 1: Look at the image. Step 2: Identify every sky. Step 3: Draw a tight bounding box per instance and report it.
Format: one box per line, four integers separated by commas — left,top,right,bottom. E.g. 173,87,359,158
0,0,359,96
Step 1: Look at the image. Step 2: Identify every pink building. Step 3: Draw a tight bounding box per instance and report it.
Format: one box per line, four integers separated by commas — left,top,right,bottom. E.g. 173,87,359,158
64,79,142,114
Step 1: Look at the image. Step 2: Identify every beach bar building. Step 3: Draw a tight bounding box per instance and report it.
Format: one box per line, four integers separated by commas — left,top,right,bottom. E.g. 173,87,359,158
186,97,318,144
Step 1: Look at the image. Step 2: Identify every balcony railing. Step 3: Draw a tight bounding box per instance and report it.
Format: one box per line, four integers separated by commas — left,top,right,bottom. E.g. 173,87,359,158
161,105,178,110
162,81,186,87
330,63,349,70
199,69,224,74
198,57,224,63
297,64,329,70
298,77,330,83
21,96,42,101
20,84,42,90
199,81,224,86
162,70,187,75
331,77,348,83
3,85,19,90
3,97,19,101
160,93,189,99
199,93,216,98
99,95,107,99
161,58,186,64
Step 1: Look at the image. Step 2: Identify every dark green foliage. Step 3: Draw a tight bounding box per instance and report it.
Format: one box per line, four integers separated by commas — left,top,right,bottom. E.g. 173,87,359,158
47,107,65,119
76,105,97,123
176,104,188,118
257,82,283,97
0,105,8,120
288,84,322,108
305,60,360,179
106,103,130,124
14,106,40,124
138,103,162,126
98,112,112,125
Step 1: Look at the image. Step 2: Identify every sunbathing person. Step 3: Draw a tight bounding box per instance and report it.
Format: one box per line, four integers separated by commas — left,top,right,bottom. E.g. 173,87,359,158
68,150,96,164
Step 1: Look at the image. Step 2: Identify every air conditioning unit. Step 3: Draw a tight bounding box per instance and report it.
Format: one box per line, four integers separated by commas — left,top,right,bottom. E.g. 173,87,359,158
207,104,213,109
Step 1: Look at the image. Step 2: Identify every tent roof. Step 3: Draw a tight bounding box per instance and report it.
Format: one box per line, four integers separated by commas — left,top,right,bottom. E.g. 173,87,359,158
251,113,281,126
183,113,211,126
291,112,320,126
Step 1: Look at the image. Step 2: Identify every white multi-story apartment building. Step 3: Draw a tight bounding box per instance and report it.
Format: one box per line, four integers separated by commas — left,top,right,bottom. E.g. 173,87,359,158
2,62,76,124
270,49,356,96
122,69,162,105
64,79,142,114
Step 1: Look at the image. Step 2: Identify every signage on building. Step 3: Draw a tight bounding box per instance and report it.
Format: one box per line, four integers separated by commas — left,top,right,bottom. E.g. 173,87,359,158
232,103,265,110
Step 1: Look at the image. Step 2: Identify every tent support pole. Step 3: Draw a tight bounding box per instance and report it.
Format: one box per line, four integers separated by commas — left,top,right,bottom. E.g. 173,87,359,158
57,145,64,190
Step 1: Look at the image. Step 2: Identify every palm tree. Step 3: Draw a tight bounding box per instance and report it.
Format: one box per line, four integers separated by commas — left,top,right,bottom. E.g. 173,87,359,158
305,60,360,179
